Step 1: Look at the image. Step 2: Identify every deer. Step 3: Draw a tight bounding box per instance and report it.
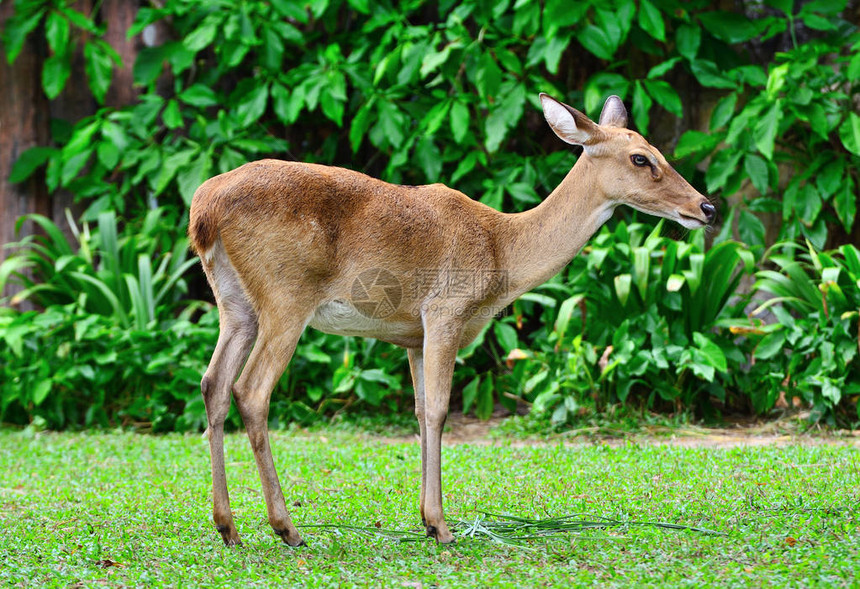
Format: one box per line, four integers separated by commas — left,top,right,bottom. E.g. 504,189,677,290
188,93,715,547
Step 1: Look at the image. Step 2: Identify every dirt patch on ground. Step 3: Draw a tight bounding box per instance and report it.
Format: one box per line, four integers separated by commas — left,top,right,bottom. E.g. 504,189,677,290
408,412,860,448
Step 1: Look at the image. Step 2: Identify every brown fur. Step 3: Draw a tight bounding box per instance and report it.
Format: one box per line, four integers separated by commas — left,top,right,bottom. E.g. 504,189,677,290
190,95,713,547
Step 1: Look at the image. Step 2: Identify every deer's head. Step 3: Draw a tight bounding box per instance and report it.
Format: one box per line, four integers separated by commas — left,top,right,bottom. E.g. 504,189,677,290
540,93,714,229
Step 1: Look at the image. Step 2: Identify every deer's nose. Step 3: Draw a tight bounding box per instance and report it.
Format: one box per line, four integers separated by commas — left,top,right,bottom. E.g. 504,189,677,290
701,202,716,222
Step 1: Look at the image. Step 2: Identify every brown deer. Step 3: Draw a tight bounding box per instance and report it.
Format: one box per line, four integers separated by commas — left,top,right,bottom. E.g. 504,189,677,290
188,93,714,546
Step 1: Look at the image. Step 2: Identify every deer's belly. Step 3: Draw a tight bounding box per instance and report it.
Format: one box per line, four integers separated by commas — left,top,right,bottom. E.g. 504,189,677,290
309,300,422,347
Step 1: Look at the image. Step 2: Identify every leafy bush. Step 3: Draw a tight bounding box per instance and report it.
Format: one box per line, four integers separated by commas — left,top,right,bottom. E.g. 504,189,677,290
1,209,195,328
2,1,859,428
0,303,214,430
724,241,860,422
672,2,860,249
496,221,754,425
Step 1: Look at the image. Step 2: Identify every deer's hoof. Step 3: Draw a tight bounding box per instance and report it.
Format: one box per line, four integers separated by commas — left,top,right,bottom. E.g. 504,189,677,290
216,525,242,547
426,524,456,544
275,528,306,547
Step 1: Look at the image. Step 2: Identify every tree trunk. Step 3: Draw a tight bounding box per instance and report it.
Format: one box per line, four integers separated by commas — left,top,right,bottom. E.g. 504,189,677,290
0,3,51,301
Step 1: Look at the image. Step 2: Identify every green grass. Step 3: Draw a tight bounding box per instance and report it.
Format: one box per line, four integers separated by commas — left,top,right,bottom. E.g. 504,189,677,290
1,430,858,587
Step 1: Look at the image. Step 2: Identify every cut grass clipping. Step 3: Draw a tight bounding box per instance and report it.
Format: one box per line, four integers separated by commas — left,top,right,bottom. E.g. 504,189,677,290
300,512,723,545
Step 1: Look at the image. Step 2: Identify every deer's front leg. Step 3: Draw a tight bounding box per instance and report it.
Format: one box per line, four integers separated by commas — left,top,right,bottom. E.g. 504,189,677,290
407,348,427,525
420,319,460,544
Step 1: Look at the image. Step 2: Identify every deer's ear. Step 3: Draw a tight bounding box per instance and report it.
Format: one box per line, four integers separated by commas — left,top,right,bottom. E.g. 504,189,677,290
540,93,602,147
598,95,628,128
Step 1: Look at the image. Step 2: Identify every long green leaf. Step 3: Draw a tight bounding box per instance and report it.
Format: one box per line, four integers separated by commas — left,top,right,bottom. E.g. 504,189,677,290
125,274,149,330
70,271,129,326
137,255,155,324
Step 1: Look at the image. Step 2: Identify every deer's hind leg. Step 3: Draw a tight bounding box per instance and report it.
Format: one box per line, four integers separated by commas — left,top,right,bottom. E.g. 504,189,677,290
231,298,312,547
200,242,258,546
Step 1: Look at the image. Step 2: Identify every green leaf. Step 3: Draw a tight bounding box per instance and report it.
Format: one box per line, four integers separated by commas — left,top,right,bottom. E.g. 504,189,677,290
705,150,742,193
270,0,309,22
632,81,652,133
646,57,681,80
755,330,785,360
543,0,588,38
476,373,495,421
462,377,480,415
84,42,114,104
97,141,120,170
373,101,407,149
414,137,441,181
554,295,584,343
801,12,836,30
675,24,700,60
642,79,682,117
349,98,375,153
584,73,629,114
475,52,502,99
744,154,769,195
693,332,727,372
152,149,196,196
738,209,766,247
272,81,303,125
32,379,52,407
3,8,45,64
816,159,844,198
833,178,856,232
236,83,269,127
420,43,453,78
709,93,737,131
698,11,765,44
42,54,72,99
638,0,665,41
449,101,470,144
261,25,285,71
161,98,182,129
45,11,70,55
578,25,615,60
177,151,212,206
838,113,860,156
674,130,720,159
690,60,736,89
9,147,55,183
178,84,219,107
765,63,789,99
133,46,165,86
666,274,685,292
61,149,92,185
485,84,526,152
320,88,345,126
59,6,99,34
614,274,632,306
754,101,782,160
494,322,519,353
421,100,450,136
184,15,221,51
765,0,793,15
847,52,860,81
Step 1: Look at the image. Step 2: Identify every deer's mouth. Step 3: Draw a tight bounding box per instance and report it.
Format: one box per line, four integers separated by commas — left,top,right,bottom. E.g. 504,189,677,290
677,212,707,229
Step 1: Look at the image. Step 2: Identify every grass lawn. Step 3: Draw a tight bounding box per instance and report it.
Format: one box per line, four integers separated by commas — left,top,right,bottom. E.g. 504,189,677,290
0,427,858,587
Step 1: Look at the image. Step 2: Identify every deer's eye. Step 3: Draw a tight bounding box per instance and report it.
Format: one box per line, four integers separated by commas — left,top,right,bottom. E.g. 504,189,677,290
631,154,650,167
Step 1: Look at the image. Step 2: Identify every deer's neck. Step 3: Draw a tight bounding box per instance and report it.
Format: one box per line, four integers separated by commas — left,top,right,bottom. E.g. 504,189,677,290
500,156,615,297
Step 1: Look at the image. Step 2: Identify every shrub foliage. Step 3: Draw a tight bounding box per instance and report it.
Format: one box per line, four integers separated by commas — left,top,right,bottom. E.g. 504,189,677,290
1,0,858,427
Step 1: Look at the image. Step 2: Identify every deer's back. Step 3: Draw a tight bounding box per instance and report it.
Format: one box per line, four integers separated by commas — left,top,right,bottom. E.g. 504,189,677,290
190,160,504,323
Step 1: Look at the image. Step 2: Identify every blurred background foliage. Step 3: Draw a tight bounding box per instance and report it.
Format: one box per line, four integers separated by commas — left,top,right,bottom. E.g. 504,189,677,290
0,0,858,430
